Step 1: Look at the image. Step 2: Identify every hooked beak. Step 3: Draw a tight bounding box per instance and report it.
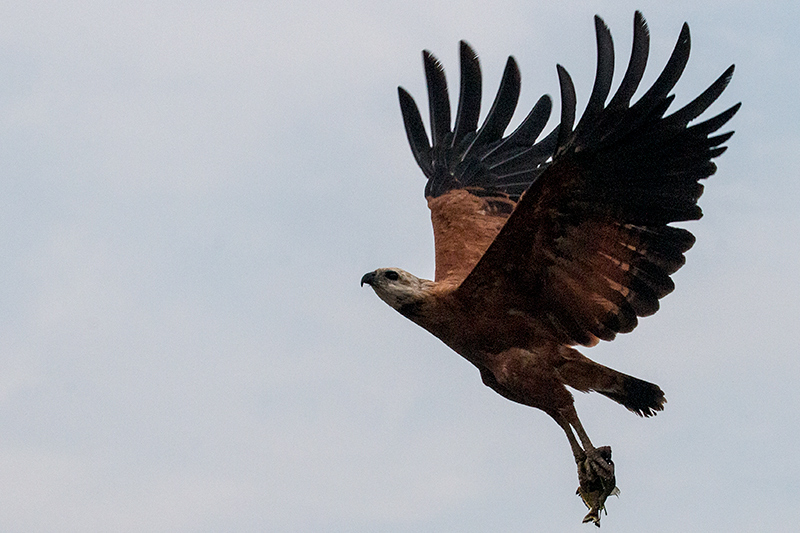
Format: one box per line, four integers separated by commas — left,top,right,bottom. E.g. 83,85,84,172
361,271,376,287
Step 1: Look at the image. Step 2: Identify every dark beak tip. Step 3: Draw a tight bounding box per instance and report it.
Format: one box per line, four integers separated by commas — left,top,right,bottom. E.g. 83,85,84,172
361,271,376,287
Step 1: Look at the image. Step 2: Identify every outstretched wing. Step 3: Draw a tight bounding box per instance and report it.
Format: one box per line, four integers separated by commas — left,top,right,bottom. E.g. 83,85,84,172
399,41,557,282
453,12,740,346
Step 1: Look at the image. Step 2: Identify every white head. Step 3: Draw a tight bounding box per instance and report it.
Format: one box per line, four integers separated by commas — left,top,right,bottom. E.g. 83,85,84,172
360,268,435,314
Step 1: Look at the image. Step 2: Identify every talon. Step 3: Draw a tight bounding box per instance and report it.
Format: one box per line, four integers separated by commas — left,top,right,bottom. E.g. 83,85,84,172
575,446,618,526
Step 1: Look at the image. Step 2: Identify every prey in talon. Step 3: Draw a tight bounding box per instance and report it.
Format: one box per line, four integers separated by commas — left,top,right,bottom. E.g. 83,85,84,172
361,11,738,526
577,446,619,526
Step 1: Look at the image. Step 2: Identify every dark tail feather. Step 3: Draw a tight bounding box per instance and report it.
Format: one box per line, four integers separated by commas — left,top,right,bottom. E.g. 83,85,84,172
554,347,666,416
597,373,666,417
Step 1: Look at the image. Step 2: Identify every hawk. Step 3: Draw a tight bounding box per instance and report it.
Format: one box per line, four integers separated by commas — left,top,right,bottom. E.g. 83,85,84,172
361,12,738,525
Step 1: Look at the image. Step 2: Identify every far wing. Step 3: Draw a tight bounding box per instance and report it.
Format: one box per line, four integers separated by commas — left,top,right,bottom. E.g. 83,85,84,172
454,13,739,346
398,41,557,283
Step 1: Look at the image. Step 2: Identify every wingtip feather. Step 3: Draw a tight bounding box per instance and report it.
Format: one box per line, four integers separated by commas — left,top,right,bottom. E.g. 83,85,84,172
453,40,483,147
555,64,577,150
423,50,452,146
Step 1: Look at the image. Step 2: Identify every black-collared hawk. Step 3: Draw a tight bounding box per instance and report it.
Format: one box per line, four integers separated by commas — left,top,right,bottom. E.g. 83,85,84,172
361,12,738,525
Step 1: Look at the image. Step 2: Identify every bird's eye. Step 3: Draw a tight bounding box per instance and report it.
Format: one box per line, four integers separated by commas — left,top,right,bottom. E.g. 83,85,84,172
384,270,399,281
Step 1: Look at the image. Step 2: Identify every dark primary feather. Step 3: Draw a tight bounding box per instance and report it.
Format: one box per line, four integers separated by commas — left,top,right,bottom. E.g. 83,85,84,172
432,12,740,346
452,42,482,149
573,16,615,138
606,11,649,113
467,57,521,154
423,51,451,148
555,65,577,153
398,87,432,177
399,42,555,202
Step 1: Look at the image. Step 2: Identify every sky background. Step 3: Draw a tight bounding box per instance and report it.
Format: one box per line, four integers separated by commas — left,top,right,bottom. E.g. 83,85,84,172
1,1,798,531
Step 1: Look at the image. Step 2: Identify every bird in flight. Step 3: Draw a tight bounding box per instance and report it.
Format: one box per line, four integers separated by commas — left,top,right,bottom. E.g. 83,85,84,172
361,11,738,526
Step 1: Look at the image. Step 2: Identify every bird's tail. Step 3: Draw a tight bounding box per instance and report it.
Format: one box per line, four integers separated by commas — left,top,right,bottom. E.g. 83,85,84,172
595,372,666,417
555,347,666,417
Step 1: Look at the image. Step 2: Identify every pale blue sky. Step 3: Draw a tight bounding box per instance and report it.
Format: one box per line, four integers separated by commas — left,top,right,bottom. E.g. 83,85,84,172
1,1,798,531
